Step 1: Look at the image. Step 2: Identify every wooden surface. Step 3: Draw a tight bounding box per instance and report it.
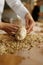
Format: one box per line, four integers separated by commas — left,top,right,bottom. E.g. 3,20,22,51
0,22,43,65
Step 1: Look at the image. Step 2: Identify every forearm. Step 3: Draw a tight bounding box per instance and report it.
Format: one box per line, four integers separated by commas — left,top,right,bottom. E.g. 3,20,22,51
0,22,7,30
6,0,35,27
6,0,30,19
0,22,4,30
0,22,10,30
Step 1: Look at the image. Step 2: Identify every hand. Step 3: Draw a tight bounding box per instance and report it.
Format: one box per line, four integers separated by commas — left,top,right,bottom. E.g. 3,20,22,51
25,13,35,34
0,22,19,35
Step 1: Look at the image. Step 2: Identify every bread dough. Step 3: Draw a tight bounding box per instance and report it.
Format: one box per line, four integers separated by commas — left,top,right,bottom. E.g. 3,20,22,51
15,26,27,40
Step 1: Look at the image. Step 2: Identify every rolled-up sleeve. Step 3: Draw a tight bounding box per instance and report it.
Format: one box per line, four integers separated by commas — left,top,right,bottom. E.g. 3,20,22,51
6,0,29,20
0,0,5,21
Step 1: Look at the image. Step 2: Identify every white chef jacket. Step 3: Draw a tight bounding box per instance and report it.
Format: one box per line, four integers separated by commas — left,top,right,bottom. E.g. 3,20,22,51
0,0,29,22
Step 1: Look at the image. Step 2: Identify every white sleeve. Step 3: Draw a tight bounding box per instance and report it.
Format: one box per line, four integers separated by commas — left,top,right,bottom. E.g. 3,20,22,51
6,0,29,20
0,0,5,22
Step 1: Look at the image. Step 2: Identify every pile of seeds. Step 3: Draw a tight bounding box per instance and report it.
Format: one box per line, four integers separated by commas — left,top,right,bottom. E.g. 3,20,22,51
0,33,43,55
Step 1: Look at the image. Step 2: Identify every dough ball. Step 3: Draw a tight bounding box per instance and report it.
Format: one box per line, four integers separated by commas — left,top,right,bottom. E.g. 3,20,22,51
15,26,27,40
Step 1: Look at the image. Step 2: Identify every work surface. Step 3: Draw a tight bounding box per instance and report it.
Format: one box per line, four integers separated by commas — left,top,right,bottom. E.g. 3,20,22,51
0,22,43,65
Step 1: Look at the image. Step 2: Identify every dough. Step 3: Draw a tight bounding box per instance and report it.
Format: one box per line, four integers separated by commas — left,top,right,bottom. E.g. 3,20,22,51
15,26,27,40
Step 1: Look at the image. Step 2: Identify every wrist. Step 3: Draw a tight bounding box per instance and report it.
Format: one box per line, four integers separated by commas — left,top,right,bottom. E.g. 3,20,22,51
0,22,5,30
25,13,29,20
25,13,35,22
25,13,35,25
25,13,28,19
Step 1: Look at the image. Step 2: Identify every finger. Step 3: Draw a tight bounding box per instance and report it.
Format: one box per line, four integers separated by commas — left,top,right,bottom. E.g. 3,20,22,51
6,23,19,30
11,24,20,28
7,27,18,33
27,22,34,34
27,26,33,34
7,32,15,35
11,32,16,35
6,25,18,32
5,30,16,35
8,25,19,30
3,26,17,35
25,17,29,26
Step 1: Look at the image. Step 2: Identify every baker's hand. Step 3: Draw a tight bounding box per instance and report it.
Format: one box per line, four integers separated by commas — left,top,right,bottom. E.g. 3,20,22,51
25,13,35,34
0,22,19,35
